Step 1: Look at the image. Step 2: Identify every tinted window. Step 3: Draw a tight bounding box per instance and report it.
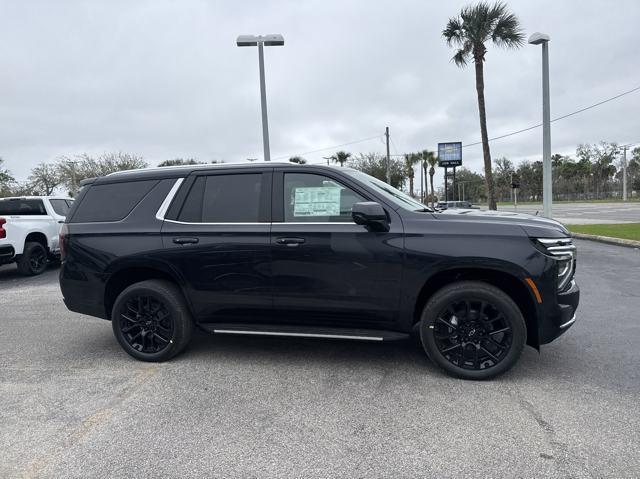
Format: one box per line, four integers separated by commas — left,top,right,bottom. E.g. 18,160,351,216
0,199,47,215
71,180,158,223
49,199,70,216
342,169,430,211
177,174,262,223
284,173,365,223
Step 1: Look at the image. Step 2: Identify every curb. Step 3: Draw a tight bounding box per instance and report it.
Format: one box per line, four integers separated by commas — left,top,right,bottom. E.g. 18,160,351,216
571,232,640,248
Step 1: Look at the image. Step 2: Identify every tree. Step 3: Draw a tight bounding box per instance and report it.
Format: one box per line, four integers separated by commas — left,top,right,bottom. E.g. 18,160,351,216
421,150,438,206
493,157,515,201
443,2,525,210
158,158,202,167
628,147,640,195
28,162,62,195
57,152,148,195
577,142,618,199
454,167,486,203
289,156,307,164
329,151,351,167
516,160,543,201
349,153,405,189
0,158,15,197
403,153,420,197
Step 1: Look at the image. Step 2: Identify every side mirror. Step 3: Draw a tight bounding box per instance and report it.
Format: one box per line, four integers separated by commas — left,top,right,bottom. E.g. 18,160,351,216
351,202,389,232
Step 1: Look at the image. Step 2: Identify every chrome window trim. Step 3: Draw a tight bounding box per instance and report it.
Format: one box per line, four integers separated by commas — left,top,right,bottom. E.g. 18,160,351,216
278,222,357,226
155,178,184,221
163,218,267,226
162,220,359,226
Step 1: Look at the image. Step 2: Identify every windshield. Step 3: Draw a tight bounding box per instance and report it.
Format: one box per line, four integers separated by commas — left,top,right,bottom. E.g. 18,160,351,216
342,169,431,211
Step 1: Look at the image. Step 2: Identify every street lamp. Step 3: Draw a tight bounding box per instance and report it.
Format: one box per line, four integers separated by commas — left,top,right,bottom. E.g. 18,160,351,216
236,34,285,162
529,32,552,218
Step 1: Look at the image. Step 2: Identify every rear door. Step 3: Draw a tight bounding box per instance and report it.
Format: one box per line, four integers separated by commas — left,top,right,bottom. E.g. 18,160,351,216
161,168,273,323
270,168,404,329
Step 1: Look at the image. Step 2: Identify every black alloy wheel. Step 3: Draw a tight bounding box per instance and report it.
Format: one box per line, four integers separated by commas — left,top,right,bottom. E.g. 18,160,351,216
17,241,48,276
29,247,47,272
112,280,193,362
433,299,513,370
118,295,175,354
420,281,526,380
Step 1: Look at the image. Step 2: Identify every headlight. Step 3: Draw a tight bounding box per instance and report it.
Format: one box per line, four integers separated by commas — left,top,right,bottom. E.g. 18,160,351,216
535,238,576,291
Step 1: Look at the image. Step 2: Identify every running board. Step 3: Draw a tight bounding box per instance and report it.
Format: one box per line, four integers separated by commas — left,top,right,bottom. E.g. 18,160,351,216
199,323,409,342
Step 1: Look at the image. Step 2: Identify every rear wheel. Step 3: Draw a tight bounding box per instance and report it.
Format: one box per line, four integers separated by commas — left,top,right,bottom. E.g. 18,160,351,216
16,242,48,276
420,281,526,380
111,280,193,362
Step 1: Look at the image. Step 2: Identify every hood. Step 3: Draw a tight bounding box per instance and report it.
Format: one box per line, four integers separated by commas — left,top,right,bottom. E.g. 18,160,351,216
435,208,569,237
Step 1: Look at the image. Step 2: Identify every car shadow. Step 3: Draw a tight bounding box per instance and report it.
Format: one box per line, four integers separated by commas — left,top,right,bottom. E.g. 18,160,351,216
0,262,59,283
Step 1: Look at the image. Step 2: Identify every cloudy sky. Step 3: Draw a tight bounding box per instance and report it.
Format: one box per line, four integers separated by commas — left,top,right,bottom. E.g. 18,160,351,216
1,0,639,187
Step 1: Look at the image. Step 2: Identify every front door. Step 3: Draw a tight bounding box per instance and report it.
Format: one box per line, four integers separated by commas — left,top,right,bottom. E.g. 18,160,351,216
161,169,272,323
270,169,404,329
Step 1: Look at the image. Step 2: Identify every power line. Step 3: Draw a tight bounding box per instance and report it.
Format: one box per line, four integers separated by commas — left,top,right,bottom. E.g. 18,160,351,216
272,134,383,161
273,85,640,162
463,85,640,148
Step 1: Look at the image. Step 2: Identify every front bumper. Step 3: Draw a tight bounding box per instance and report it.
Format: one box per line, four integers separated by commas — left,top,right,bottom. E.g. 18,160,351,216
539,279,580,344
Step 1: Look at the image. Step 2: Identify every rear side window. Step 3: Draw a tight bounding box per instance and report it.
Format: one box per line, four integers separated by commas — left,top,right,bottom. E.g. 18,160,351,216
177,174,262,223
0,199,46,215
49,199,71,216
70,180,158,223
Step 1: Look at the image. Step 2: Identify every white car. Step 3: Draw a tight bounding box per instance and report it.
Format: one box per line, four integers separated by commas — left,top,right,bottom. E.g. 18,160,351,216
0,196,73,275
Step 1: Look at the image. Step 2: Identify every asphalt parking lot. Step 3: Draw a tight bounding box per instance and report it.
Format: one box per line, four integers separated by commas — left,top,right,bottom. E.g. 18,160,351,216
1,239,639,478
494,201,640,224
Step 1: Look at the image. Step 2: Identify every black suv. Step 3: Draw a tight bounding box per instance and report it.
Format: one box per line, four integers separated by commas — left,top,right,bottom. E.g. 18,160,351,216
60,163,579,379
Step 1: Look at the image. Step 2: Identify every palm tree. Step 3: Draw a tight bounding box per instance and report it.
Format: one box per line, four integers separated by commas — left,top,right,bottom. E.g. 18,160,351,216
403,153,421,197
421,150,438,206
329,151,351,167
443,2,524,210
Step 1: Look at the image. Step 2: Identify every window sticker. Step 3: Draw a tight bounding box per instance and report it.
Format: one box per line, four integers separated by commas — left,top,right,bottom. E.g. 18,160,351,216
293,187,341,217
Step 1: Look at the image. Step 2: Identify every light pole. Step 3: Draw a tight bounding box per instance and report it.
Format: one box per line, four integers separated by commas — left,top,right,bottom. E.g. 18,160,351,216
529,32,552,218
237,34,284,162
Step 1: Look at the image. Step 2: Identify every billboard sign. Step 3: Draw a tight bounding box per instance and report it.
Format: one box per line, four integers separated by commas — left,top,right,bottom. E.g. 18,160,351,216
438,142,462,167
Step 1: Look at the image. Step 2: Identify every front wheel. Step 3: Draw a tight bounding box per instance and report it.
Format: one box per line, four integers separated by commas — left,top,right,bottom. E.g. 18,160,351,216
420,281,526,380
111,280,194,362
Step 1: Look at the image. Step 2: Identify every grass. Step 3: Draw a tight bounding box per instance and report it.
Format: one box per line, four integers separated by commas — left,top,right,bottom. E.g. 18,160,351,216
567,223,640,241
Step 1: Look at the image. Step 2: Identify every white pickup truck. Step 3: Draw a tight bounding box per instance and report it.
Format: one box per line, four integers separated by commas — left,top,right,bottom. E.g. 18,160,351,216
0,196,74,276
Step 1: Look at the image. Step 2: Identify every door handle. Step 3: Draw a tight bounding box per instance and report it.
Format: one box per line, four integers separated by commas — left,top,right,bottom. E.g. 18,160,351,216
173,237,199,245
275,237,306,247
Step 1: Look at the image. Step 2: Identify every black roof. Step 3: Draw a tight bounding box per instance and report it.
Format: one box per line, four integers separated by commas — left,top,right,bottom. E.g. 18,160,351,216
94,161,337,184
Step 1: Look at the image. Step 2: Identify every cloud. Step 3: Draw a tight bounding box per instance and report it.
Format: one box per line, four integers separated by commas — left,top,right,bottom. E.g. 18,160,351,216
0,0,638,190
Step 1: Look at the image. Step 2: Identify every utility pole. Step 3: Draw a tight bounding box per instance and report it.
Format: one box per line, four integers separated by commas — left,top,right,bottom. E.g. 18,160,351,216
420,161,424,202
622,145,628,201
385,127,390,184
529,32,552,218
444,167,448,202
236,34,285,162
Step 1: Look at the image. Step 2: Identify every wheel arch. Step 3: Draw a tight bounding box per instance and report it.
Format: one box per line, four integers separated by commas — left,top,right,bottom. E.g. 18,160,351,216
413,267,540,349
103,263,193,320
24,231,49,251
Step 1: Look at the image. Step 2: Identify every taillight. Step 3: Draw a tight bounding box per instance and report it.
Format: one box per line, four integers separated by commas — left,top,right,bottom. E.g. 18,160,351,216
59,223,68,260
0,217,6,239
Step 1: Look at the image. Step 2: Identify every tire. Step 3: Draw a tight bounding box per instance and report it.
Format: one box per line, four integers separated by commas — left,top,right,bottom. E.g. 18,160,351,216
419,281,526,380
111,280,194,362
16,242,48,276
